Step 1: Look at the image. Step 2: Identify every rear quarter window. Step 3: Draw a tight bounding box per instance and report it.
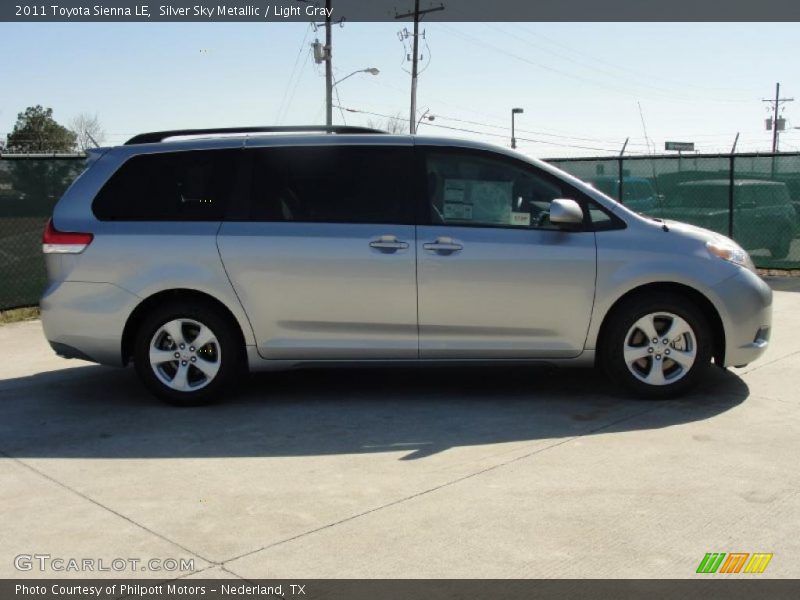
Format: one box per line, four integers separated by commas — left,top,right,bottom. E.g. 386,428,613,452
92,149,237,221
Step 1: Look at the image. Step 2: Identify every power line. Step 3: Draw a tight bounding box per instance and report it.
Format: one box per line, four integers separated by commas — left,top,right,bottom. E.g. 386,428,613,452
333,104,634,153
275,23,313,124
438,24,754,106
426,113,651,147
508,23,754,101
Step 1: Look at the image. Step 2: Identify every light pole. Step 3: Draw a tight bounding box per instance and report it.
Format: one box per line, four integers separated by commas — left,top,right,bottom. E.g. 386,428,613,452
416,108,435,131
511,107,524,149
330,68,379,126
333,67,379,88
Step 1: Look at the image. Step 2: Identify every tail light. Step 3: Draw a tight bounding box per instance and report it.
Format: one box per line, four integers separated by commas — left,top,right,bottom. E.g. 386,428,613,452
42,218,93,254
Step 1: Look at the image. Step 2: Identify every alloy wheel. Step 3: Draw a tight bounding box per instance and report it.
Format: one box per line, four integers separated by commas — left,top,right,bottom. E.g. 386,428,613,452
148,318,221,392
622,312,697,386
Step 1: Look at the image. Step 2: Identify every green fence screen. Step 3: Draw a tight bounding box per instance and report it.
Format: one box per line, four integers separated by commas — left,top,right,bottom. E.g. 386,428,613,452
549,153,800,270
0,153,798,310
0,156,86,309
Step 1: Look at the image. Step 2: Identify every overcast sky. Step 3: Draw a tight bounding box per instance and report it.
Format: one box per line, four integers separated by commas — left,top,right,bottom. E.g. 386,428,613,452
1,22,798,157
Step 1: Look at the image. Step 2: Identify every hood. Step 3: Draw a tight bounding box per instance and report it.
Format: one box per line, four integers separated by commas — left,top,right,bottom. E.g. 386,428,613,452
636,215,731,245
662,219,728,242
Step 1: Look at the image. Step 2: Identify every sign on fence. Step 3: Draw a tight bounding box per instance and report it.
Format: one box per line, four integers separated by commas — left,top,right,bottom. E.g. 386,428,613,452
665,141,695,152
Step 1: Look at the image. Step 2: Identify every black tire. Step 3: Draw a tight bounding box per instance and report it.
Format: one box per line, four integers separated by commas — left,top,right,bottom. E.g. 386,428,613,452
133,300,242,406
599,292,713,399
769,234,791,259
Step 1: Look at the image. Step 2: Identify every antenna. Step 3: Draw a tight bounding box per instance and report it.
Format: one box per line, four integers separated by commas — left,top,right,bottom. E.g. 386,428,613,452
637,101,652,155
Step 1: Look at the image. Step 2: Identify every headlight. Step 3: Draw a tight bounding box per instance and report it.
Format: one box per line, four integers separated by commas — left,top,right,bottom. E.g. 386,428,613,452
706,240,755,271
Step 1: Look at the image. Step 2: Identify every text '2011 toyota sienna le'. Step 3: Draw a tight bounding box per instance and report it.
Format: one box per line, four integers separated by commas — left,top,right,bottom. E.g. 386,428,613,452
40,126,772,405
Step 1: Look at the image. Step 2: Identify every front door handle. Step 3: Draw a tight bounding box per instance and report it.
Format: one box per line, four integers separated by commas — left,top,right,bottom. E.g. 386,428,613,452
423,236,463,254
369,235,409,252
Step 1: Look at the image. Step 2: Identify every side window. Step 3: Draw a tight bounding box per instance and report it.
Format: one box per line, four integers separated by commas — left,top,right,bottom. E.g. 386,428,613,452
588,206,613,228
93,150,236,221
249,146,413,225
424,150,577,230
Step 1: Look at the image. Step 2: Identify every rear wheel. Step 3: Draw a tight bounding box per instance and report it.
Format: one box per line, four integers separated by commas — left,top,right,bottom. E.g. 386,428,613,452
134,301,241,406
600,293,713,399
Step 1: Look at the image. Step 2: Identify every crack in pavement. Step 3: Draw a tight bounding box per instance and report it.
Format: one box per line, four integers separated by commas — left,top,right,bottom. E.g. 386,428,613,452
220,402,669,569
1,365,771,578
0,448,216,567
737,348,800,375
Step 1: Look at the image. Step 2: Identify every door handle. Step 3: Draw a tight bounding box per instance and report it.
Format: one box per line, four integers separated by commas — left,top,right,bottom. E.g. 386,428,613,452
369,235,409,252
423,236,463,254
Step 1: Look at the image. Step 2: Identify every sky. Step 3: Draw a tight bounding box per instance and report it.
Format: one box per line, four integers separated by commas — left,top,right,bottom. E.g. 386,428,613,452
1,21,799,157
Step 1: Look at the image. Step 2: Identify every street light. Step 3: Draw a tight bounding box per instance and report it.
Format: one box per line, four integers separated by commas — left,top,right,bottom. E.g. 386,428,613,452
511,107,524,149
416,108,435,131
333,67,380,87
329,68,379,127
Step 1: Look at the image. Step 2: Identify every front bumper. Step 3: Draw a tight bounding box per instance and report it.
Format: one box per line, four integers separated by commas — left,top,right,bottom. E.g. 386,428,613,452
710,268,773,368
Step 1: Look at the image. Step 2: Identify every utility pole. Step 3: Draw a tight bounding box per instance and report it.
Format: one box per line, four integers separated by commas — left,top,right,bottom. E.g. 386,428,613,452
309,0,335,126
324,0,332,127
395,1,444,134
763,83,793,153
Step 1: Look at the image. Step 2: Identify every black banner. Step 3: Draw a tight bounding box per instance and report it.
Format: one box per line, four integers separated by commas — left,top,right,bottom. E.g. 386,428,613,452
4,0,800,22
4,579,800,600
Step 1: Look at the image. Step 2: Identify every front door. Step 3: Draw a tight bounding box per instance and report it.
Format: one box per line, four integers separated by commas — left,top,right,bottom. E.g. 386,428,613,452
416,147,597,359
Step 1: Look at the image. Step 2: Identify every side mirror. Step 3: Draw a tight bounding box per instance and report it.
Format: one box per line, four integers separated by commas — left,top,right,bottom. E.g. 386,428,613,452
549,198,584,227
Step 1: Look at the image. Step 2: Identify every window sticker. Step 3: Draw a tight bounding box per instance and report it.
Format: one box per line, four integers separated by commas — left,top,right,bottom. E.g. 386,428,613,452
442,179,513,224
510,211,531,226
444,181,466,203
444,202,473,220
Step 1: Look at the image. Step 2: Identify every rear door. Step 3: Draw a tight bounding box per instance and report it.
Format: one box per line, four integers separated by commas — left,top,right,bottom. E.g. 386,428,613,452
416,146,597,359
217,143,418,360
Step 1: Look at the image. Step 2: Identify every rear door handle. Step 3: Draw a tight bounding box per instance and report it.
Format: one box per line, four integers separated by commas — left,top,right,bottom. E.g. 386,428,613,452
369,235,409,252
423,236,463,254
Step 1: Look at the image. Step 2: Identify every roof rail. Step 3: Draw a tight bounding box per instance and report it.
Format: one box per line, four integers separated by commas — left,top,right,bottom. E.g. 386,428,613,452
124,125,387,145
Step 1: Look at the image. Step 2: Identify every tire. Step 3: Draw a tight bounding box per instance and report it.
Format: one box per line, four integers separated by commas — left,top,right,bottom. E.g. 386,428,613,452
599,292,713,399
770,234,791,259
133,300,242,406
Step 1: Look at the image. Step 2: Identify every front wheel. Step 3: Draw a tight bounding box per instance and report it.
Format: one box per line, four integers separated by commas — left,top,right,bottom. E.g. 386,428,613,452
134,301,241,406
599,293,713,399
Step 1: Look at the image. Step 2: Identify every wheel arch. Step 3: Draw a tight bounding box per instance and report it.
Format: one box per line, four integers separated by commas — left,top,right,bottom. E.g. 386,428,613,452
121,288,248,366
595,282,726,367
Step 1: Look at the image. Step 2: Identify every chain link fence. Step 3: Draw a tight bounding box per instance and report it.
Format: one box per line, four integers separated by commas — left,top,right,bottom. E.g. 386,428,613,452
0,152,799,310
0,156,86,309
549,152,800,270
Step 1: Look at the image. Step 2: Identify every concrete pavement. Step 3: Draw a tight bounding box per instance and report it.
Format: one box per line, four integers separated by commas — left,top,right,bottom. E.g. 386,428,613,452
1,280,798,579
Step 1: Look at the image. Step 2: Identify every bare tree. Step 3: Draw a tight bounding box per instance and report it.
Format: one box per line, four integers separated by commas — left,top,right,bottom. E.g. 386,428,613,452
366,112,406,134
70,113,105,152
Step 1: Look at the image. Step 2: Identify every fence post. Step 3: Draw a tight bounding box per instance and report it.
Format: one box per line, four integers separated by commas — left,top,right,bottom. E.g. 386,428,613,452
728,154,735,239
618,138,628,202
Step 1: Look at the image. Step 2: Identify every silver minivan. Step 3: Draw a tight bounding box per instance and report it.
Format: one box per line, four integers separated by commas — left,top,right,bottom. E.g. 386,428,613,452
40,126,772,405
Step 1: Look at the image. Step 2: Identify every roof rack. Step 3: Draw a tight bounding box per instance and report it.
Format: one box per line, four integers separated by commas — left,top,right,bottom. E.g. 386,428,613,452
124,125,387,145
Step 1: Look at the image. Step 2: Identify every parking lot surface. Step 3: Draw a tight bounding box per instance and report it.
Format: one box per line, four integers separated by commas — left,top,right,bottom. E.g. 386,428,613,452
1,279,799,579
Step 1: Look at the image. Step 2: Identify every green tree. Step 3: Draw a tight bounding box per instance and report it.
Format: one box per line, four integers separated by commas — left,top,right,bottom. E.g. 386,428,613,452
5,106,77,153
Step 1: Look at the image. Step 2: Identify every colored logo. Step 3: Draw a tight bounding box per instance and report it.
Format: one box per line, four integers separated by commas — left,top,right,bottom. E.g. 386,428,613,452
696,552,773,574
